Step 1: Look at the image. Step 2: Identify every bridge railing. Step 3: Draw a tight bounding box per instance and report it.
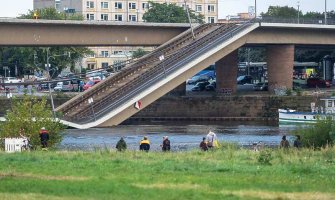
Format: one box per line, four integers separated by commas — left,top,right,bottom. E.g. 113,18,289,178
57,23,217,114
260,17,335,25
70,21,256,124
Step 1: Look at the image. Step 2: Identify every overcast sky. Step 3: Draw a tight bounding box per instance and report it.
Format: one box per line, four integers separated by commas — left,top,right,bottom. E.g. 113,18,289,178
0,0,333,19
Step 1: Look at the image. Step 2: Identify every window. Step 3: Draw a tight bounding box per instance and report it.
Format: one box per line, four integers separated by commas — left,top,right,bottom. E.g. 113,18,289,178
101,2,109,9
86,14,95,20
142,3,149,9
101,14,108,21
86,1,94,8
115,14,123,21
87,64,96,70
129,15,136,22
129,2,136,10
100,51,109,57
55,0,61,10
115,2,122,9
208,5,215,12
328,100,333,107
102,62,109,68
208,17,215,23
195,5,202,12
113,50,123,55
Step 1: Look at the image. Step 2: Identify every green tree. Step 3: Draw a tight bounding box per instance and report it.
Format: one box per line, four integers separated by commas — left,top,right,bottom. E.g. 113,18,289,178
132,48,148,59
0,95,65,149
143,2,204,23
292,117,334,148
19,7,83,20
261,6,300,19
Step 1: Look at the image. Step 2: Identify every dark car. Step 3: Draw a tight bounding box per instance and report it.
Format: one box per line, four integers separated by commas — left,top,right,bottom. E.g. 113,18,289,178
253,82,268,91
191,81,210,91
306,77,331,88
237,75,253,85
205,81,216,91
187,75,212,85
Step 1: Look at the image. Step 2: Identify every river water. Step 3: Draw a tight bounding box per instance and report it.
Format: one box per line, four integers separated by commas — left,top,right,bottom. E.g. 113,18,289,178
58,122,299,151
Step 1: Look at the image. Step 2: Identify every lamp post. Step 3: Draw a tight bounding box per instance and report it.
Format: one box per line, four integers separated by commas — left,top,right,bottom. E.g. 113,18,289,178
46,48,56,119
325,0,327,25
184,0,195,39
254,0,257,19
297,1,300,24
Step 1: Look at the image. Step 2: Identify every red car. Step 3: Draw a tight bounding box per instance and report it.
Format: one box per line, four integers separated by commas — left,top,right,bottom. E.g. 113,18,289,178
83,80,100,90
306,77,331,88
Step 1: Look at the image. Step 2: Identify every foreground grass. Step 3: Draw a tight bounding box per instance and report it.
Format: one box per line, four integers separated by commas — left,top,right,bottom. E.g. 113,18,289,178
0,147,335,200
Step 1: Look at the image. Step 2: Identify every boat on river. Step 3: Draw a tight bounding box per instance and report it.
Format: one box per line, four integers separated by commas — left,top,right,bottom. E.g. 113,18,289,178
278,97,335,124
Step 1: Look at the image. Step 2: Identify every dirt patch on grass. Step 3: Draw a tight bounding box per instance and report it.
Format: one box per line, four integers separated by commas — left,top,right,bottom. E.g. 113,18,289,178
0,193,84,200
133,183,208,190
0,172,88,181
221,190,335,200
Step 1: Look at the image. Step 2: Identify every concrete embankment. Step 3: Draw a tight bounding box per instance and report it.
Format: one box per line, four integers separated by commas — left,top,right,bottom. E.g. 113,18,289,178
0,95,317,125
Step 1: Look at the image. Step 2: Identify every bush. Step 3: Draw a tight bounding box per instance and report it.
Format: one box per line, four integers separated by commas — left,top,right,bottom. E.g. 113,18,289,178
292,117,334,148
257,149,273,165
0,95,65,149
285,88,292,96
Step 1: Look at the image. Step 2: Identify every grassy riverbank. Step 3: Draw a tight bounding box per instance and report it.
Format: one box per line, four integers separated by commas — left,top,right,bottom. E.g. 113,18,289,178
0,147,335,200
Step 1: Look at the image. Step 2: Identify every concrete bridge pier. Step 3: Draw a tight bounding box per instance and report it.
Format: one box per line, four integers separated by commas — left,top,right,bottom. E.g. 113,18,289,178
267,45,295,92
215,50,238,94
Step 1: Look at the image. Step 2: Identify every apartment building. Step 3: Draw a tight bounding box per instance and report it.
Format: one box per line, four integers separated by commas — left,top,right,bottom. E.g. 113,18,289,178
34,0,218,70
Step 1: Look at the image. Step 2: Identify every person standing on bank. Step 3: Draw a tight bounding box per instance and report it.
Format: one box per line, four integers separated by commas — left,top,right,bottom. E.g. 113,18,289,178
199,137,208,151
39,127,49,149
139,136,150,152
116,137,127,151
293,135,302,148
161,136,171,151
280,135,290,149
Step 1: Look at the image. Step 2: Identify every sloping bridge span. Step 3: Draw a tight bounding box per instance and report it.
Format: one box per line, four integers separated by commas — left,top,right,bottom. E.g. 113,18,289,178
56,22,335,129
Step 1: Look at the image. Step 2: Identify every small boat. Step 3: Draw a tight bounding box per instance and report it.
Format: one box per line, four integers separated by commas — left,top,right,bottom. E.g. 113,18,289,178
278,97,335,125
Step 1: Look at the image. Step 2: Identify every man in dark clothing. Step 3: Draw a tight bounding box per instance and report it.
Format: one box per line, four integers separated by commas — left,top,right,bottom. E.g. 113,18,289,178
39,127,49,148
139,136,150,152
199,137,208,151
161,136,171,151
116,137,127,151
280,135,290,149
293,135,302,148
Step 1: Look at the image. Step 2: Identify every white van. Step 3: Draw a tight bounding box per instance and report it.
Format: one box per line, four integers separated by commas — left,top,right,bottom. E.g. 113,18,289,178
53,82,63,92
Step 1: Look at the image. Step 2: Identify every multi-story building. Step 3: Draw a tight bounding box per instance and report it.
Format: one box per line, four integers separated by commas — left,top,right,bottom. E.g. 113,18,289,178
34,0,218,70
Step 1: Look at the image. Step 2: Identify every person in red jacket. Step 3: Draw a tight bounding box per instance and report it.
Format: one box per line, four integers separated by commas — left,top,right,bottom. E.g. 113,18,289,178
39,127,49,148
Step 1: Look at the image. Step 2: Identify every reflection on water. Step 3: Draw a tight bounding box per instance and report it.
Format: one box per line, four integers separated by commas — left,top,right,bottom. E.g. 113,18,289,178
59,123,299,151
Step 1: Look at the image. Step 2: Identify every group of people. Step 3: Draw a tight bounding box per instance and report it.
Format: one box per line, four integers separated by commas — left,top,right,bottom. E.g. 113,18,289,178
115,135,171,152
280,135,302,149
19,127,50,150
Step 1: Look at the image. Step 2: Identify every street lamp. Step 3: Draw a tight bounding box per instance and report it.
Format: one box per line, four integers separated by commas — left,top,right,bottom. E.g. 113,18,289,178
254,0,257,19
45,48,69,118
297,1,300,24
325,0,327,25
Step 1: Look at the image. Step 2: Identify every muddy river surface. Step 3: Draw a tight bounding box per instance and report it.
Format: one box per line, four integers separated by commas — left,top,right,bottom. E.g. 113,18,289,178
58,122,299,151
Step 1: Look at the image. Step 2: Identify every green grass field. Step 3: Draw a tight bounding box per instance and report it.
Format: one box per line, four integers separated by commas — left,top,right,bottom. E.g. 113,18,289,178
0,147,334,200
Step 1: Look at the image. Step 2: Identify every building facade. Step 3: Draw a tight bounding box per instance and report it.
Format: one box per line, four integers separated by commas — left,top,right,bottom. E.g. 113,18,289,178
34,0,218,70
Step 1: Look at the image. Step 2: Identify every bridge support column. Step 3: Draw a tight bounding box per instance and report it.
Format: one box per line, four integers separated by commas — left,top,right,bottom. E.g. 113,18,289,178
267,45,294,92
170,82,186,95
215,50,238,94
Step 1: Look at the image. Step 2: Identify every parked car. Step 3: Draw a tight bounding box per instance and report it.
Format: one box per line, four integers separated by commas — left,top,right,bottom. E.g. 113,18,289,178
191,81,210,91
53,82,63,92
237,75,253,85
83,80,97,90
253,82,268,91
306,77,331,88
62,79,79,92
205,81,216,91
3,77,22,83
187,75,212,85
